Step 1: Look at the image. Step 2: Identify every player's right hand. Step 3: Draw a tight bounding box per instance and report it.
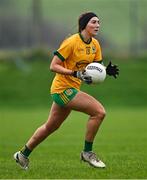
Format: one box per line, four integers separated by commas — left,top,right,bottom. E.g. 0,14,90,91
73,70,92,84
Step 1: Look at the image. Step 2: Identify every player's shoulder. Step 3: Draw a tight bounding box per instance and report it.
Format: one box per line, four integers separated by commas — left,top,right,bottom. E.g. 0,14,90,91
92,37,100,43
92,37,101,46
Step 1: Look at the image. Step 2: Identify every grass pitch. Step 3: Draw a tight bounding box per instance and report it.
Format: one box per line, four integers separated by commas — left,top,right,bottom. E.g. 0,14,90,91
0,107,147,179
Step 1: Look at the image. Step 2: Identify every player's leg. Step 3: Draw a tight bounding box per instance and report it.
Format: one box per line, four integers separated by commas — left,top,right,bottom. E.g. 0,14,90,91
67,91,106,142
26,102,71,150
67,91,106,168
14,102,71,169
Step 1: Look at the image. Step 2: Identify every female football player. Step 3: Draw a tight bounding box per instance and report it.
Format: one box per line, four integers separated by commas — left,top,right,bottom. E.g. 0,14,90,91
14,12,119,170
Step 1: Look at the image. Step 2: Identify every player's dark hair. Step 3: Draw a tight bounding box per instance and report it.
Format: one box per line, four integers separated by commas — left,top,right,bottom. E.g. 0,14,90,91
78,12,98,32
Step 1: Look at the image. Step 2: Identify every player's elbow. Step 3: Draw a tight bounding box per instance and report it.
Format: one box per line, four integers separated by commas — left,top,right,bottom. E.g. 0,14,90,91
50,63,55,72
50,61,58,72
50,56,62,72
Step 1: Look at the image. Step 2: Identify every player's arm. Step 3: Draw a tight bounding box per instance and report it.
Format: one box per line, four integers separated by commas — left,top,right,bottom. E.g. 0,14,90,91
50,55,73,75
50,55,92,84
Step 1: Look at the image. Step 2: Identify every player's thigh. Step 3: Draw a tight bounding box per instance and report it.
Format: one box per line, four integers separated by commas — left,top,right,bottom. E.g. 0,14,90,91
66,91,105,116
47,102,71,125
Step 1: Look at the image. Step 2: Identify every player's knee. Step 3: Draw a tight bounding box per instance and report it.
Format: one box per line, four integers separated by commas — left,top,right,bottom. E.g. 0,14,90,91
93,107,106,120
99,108,106,120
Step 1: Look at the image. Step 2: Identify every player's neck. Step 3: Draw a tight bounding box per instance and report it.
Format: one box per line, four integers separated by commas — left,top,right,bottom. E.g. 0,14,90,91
80,31,92,43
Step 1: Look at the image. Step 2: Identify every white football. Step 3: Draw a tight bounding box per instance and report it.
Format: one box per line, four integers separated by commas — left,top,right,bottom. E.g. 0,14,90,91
85,62,106,84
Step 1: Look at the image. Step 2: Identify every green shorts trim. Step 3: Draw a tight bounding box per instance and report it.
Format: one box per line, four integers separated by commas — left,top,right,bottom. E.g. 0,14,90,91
51,88,78,107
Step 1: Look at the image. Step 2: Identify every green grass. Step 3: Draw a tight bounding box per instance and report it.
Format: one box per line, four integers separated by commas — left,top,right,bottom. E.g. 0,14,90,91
0,58,147,178
0,107,147,179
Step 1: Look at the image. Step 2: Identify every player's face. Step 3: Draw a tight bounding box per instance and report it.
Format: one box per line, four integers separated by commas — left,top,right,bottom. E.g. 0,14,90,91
86,17,100,37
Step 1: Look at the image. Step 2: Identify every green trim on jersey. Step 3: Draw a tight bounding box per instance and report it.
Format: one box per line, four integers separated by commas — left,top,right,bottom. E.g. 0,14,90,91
51,88,78,106
54,51,65,61
79,33,92,44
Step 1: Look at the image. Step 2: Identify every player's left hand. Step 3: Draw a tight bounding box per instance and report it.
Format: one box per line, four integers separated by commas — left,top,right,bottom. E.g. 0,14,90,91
106,61,119,78
73,70,92,84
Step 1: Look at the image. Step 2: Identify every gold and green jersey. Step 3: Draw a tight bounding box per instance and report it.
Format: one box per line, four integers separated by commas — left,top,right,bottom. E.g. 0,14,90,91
50,33,102,94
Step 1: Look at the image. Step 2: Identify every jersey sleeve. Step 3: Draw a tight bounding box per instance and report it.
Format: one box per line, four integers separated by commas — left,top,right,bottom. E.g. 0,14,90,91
93,40,102,63
54,38,73,61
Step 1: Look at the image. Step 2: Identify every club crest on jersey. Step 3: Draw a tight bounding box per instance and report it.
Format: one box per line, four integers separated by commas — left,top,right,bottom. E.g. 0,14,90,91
65,89,73,96
92,46,96,54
